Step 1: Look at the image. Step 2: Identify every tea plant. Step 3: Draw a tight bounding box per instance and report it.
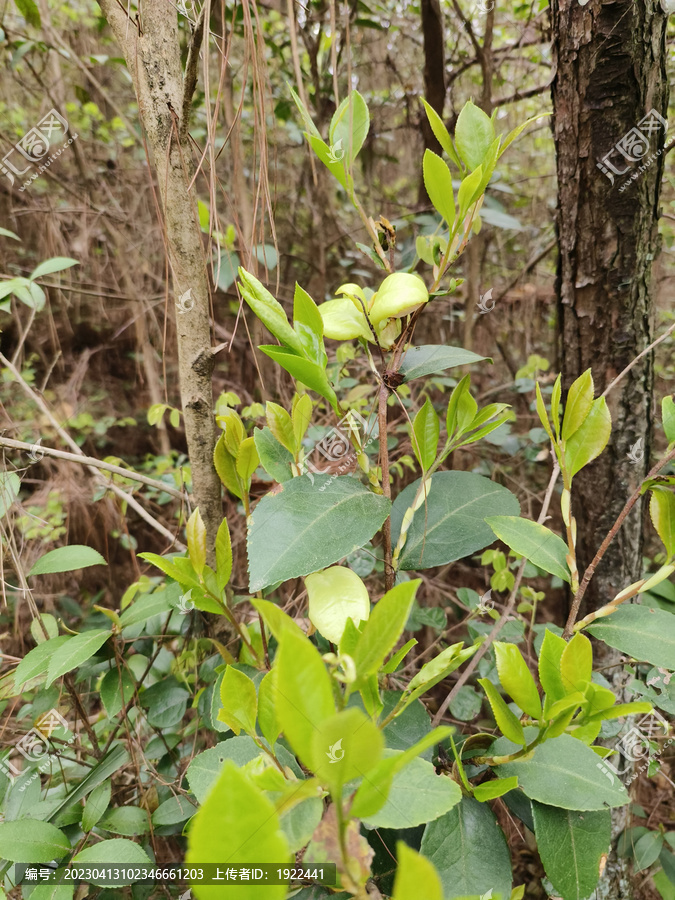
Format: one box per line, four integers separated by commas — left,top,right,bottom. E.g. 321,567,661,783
2,95,675,900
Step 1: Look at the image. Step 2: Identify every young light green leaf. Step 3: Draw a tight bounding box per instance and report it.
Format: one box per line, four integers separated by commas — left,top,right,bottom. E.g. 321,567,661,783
398,643,478,714
288,84,322,140
214,435,244,499
275,628,336,769
215,517,233,592
46,629,112,687
329,90,370,165
266,401,296,455
259,345,339,412
494,642,542,719
551,374,562,438
307,134,350,191
14,635,72,689
423,150,456,226
663,395,675,445
650,489,675,558
253,426,294,483
29,545,107,576
478,677,525,745
412,397,440,471
538,629,567,704
473,776,519,802
457,165,483,218
30,257,79,280
353,580,420,679
563,396,612,479
236,436,260,483
392,842,443,900
454,100,496,171
292,392,313,449
305,566,370,644
253,598,305,641
535,381,554,443
421,99,463,170
239,268,305,356
186,508,207,576
560,632,593,694
485,516,570,582
218,666,258,736
310,707,383,791
293,284,326,367
561,369,594,441
258,668,281,747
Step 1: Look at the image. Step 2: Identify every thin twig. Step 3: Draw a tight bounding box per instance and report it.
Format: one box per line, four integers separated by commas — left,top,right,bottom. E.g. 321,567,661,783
563,444,675,638
432,458,560,727
379,381,394,591
0,437,184,501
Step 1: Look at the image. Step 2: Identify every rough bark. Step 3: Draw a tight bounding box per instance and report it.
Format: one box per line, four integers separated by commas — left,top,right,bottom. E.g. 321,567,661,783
551,0,667,895
97,1,222,562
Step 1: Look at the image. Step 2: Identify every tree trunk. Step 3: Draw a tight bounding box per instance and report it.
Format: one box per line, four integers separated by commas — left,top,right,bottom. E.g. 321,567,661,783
97,1,222,563
551,0,667,894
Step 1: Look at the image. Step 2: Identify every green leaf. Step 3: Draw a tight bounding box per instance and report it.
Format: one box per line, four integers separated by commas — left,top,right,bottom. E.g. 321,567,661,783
421,99,463,170
393,842,443,900
412,398,440,471
186,762,290,900
186,508,207,576
457,165,483,218
423,150,456,226
498,734,629,809
353,580,420,679
454,101,496,171
28,545,107,576
310,706,383,791
46,629,112,686
73,840,152,886
151,795,198,827
266,401,296,454
186,737,267,802
276,628,336,770
329,90,370,165
634,830,665,872
538,629,567,704
0,819,69,861
214,434,244,500
535,381,554,443
663,396,675,445
239,268,304,356
474,776,519,802
485,516,570,583
0,471,20,518
253,426,294,483
398,345,489,383
563,397,611,479
585,604,675,669
218,666,257,736
560,632,593,694
30,257,79,280
420,796,512,900
14,635,72,689
292,393,313,449
259,345,338,411
247,475,391,592
561,369,594,441
216,517,233,592
0,227,20,240
306,566,370,644
46,746,128,824
391,472,520,570
289,84,322,141
14,0,40,27
400,643,478,713
361,752,461,829
81,781,111,832
98,806,149,836
650,489,675,558
478,678,525,745
531,802,611,900
100,666,135,718
307,134,350,190
350,726,453,820
253,599,305,641
236,436,260,483
494,642,542,718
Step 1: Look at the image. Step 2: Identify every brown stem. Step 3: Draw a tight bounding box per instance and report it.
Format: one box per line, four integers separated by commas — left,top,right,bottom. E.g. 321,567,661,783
379,381,394,591
432,458,560,727
563,444,675,638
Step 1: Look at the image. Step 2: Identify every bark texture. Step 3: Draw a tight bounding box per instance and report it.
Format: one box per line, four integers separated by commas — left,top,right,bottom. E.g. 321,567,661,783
97,1,222,562
551,1,667,895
